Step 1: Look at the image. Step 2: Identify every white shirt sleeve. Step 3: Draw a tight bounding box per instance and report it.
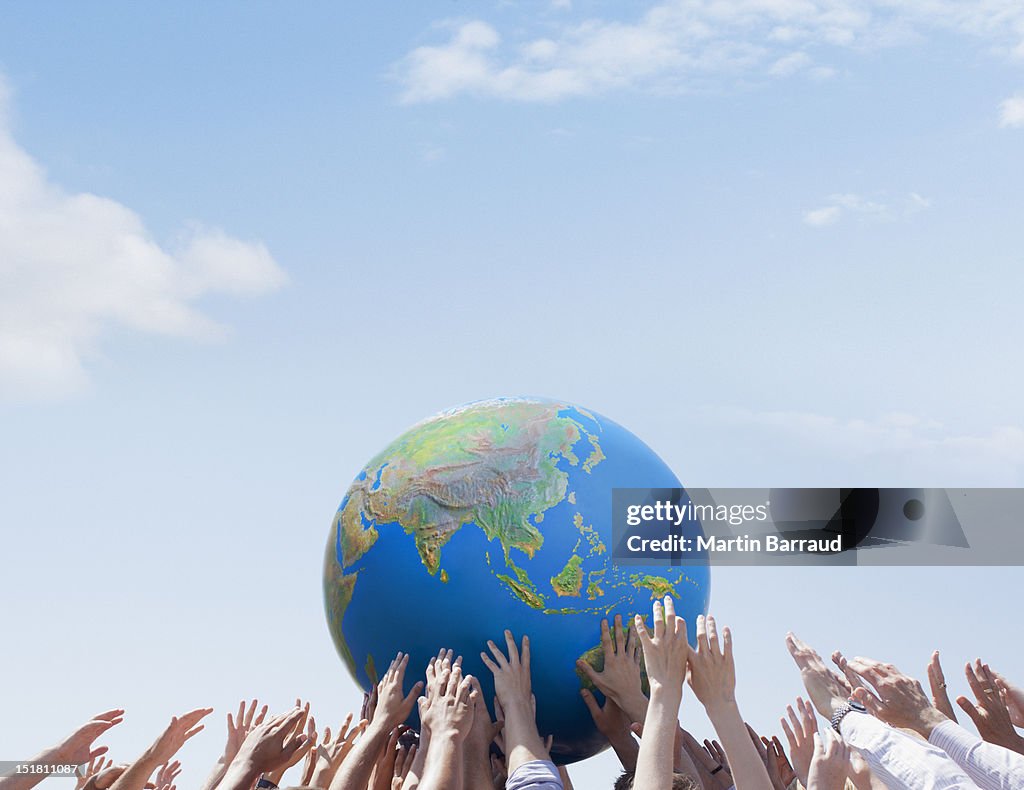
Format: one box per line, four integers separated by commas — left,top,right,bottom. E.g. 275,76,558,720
928,719,1024,790
505,760,564,790
839,712,979,789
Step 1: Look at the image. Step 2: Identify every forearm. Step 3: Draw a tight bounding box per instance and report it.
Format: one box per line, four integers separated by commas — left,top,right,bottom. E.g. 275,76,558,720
198,756,229,790
501,700,551,775
330,724,391,790
462,740,493,790
633,686,680,790
607,732,640,773
0,746,71,790
706,702,772,790
108,747,162,790
417,735,463,790
215,760,263,790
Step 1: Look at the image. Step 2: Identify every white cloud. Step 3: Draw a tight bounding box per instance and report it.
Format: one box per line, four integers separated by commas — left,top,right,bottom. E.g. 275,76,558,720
723,408,1024,485
999,94,1024,127
769,51,812,77
802,206,841,226
802,191,931,226
0,77,287,401
397,1,1024,103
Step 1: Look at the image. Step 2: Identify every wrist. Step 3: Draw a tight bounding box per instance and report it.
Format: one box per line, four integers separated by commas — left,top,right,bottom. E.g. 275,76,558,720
912,707,950,739
703,697,741,721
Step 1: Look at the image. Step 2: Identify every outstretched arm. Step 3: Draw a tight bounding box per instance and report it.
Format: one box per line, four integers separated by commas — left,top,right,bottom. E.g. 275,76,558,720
689,616,772,790
480,630,551,776
633,596,688,790
418,663,475,790
0,711,124,790
331,653,424,790
109,709,212,790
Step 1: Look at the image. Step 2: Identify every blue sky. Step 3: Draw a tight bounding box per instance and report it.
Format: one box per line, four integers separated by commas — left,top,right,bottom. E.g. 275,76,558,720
1,1,1022,786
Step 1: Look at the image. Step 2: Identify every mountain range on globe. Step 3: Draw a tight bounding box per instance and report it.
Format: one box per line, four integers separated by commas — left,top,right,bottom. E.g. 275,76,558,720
323,396,710,763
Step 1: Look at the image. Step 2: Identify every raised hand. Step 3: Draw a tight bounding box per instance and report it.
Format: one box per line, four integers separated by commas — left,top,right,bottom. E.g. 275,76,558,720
765,736,797,789
688,615,772,790
632,597,689,790
842,656,948,738
779,697,817,785
221,707,311,789
480,630,549,774
927,652,958,723
575,614,648,722
418,664,475,789
265,701,315,786
53,711,125,767
680,729,732,790
228,701,268,763
806,731,850,790
990,666,1024,727
107,708,212,790
153,761,180,790
377,654,426,731
745,724,789,790
310,715,366,789
785,634,850,717
957,660,1024,754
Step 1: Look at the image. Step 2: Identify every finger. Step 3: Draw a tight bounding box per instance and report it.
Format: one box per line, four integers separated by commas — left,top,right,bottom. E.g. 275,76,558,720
706,615,721,656
504,630,520,664
579,689,602,718
480,651,500,674
663,596,676,624
696,615,707,651
634,614,651,645
486,640,509,667
575,659,600,684
613,614,625,654
780,717,798,751
600,618,614,655
652,599,665,639
957,695,984,726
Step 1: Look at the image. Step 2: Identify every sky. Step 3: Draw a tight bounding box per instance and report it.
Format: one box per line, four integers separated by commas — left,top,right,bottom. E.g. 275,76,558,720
1,0,1022,786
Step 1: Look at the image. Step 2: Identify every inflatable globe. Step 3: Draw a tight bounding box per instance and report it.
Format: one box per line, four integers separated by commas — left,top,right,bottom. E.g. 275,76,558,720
323,397,710,763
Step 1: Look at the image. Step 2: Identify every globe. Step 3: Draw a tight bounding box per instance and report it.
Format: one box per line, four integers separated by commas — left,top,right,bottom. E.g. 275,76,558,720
323,397,710,764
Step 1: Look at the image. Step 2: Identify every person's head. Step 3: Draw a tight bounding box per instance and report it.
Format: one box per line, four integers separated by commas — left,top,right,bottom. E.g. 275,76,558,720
614,772,699,790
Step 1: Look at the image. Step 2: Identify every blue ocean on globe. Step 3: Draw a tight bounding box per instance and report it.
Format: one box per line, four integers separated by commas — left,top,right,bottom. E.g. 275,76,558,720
323,397,710,763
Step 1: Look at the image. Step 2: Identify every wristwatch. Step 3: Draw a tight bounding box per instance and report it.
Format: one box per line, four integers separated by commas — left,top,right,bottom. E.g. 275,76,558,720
256,777,279,790
831,698,867,732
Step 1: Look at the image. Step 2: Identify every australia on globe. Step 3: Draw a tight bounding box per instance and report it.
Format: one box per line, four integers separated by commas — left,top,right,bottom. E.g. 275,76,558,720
323,397,710,763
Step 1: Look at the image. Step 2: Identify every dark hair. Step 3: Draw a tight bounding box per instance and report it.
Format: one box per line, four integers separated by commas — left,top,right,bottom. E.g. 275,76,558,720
614,772,700,790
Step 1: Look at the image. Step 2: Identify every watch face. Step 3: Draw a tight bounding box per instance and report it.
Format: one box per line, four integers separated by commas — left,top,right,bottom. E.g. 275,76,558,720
850,700,867,712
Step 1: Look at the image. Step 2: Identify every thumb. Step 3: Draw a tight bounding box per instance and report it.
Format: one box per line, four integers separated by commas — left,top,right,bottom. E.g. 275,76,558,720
957,696,984,726
576,660,600,683
630,721,644,738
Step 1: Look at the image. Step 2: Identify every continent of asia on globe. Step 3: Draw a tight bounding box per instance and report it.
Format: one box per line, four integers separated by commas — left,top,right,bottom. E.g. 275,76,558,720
323,397,709,763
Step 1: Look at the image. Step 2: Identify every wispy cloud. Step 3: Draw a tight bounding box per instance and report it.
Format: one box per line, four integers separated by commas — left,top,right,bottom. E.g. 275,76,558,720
802,191,931,226
722,408,1024,485
999,94,1024,127
397,1,1024,103
0,77,287,401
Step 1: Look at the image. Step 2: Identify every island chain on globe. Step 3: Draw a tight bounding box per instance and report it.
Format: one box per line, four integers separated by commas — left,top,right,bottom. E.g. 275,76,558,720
323,397,710,764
